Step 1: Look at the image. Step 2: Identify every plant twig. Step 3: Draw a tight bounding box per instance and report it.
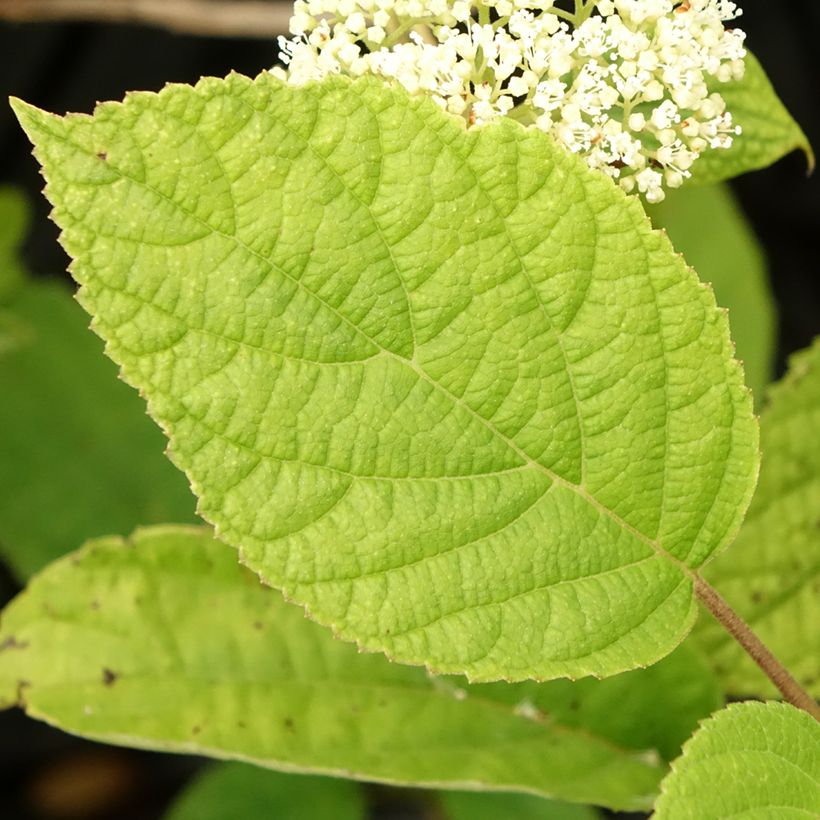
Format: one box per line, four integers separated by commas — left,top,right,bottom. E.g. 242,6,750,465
0,0,291,39
695,575,820,721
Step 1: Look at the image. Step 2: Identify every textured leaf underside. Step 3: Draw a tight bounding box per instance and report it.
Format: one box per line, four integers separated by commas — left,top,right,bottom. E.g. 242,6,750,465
695,339,820,697
653,702,820,819
12,74,758,681
0,527,664,811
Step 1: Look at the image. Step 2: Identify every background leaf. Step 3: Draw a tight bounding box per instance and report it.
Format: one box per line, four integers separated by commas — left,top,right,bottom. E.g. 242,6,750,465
13,73,758,681
694,339,820,697
165,764,366,820
0,277,198,580
649,183,775,400
692,51,813,185
0,186,29,303
0,526,670,812
653,701,820,819
438,790,598,820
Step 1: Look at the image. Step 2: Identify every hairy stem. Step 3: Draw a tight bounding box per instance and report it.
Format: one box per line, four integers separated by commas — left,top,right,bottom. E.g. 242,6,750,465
695,576,820,721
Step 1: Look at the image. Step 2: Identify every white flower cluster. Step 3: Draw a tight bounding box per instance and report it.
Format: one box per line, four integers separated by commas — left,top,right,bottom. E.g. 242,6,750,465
274,0,746,202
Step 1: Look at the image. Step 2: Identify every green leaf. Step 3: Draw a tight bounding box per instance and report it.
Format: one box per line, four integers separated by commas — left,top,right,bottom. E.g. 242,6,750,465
694,339,820,697
439,790,598,820
0,279,198,579
653,701,820,819
0,527,664,812
692,51,813,185
12,74,759,681
649,184,775,400
0,186,29,303
166,764,366,820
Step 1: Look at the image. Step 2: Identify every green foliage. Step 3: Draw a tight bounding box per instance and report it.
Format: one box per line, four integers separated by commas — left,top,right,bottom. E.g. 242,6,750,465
654,701,820,819
12,73,759,682
166,765,366,820
649,184,774,400
695,339,820,697
0,277,197,580
694,51,814,185
0,186,29,303
438,790,598,820
0,525,675,812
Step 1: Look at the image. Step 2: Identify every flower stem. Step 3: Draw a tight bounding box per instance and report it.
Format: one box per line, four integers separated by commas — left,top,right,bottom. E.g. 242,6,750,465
694,575,820,721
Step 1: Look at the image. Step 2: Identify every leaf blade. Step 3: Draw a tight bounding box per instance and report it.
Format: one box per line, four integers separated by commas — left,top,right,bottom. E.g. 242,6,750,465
11,74,759,680
0,526,666,812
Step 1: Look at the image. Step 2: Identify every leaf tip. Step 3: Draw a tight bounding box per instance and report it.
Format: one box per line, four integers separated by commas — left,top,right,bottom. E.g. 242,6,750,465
8,97,54,144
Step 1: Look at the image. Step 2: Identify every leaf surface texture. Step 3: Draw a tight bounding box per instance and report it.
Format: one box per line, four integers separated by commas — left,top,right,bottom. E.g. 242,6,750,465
12,75,758,679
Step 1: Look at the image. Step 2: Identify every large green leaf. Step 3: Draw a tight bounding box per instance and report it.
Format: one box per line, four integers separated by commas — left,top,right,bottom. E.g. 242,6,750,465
12,74,758,681
0,279,198,580
166,764,366,820
649,184,774,400
694,339,820,697
653,701,820,819
693,51,813,185
0,527,665,812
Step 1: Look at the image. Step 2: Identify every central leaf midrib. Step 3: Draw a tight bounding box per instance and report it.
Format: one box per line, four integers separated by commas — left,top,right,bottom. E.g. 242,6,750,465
51,103,691,579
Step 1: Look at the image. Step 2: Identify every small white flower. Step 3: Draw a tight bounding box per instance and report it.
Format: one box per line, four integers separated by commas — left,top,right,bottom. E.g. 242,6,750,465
274,0,746,200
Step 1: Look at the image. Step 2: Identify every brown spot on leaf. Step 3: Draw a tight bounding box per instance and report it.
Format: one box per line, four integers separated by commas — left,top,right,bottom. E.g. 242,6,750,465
253,621,263,630
90,600,100,611
284,717,295,731
0,636,29,652
750,591,763,604
101,668,118,687
192,725,201,735
96,151,108,161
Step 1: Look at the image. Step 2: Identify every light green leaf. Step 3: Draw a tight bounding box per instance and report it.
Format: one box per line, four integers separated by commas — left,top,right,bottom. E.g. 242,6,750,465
0,279,198,579
439,790,598,820
653,701,820,819
0,527,664,812
694,339,820,697
474,642,722,762
12,74,758,681
0,186,29,303
693,51,813,185
166,764,366,820
649,184,774,399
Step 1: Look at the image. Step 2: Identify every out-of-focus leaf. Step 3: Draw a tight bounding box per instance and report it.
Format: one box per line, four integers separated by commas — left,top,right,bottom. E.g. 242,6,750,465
0,526,666,812
650,184,774,399
692,51,813,185
0,280,198,579
694,339,820,697
165,764,366,820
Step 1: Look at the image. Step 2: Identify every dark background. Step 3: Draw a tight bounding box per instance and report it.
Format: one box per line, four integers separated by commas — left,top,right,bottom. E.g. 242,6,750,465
0,2,818,818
